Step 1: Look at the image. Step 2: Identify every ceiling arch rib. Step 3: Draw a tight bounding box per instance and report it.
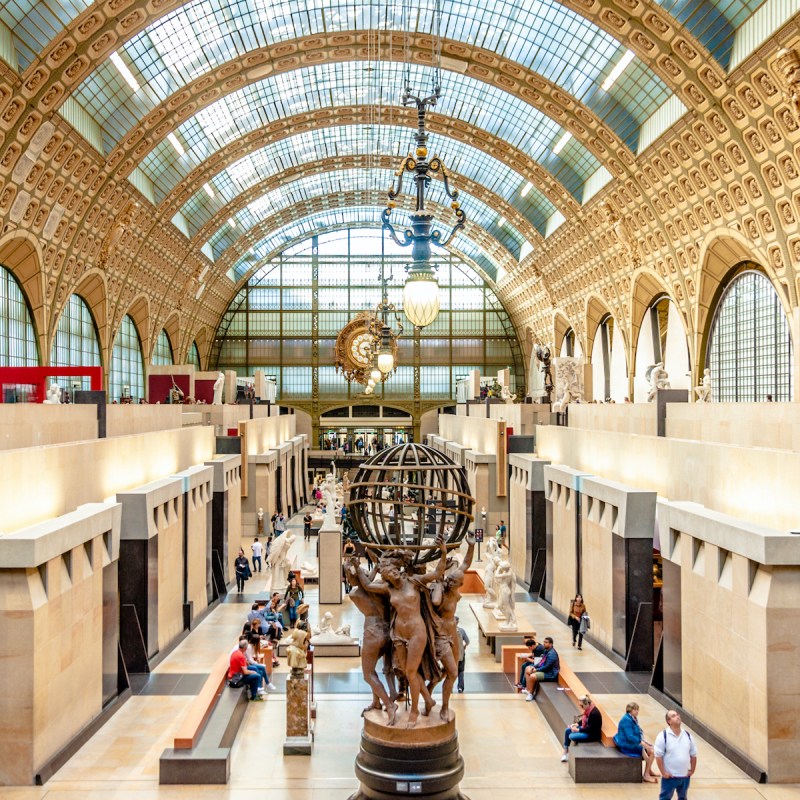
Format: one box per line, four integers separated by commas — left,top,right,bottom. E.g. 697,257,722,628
160,106,580,228
203,167,525,263
68,3,673,152
84,34,640,188
179,126,550,241
109,61,599,209
213,193,513,286
190,154,541,255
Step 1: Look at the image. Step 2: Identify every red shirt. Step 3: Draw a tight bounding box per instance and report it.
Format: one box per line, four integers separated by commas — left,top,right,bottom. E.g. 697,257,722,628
229,649,247,679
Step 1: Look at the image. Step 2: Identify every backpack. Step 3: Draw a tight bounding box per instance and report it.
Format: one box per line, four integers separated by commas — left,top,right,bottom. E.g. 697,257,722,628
662,729,692,753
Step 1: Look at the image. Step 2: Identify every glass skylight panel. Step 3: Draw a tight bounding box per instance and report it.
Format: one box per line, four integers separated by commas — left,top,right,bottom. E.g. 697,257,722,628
177,124,557,237
653,0,767,69
204,168,523,262
74,0,669,176
134,62,597,207
0,0,91,70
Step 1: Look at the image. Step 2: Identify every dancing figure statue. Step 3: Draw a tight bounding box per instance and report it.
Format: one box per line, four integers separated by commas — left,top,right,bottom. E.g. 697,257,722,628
352,539,447,728
482,551,500,608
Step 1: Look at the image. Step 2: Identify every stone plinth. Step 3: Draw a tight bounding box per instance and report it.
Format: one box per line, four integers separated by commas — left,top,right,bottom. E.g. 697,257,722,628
284,675,312,755
349,709,468,799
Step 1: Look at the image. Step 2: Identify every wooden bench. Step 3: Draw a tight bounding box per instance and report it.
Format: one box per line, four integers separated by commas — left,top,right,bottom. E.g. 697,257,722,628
159,648,268,784
535,660,642,784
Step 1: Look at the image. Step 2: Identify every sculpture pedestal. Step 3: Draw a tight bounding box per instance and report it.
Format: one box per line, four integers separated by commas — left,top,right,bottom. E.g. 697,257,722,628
349,709,468,800
283,674,313,755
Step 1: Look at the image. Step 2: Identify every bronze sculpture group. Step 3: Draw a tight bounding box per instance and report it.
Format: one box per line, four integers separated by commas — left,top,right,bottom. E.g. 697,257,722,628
346,533,475,728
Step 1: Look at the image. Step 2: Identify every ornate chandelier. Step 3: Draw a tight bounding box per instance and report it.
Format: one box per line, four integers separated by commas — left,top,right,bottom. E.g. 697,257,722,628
334,272,404,395
381,2,465,329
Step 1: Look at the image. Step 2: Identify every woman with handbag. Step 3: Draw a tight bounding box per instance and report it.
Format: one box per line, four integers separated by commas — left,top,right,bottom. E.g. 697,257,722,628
283,576,304,627
568,594,587,649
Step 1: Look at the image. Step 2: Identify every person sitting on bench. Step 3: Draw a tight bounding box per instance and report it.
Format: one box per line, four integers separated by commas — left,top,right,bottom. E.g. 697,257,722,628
560,694,602,762
516,637,545,689
614,701,658,782
524,636,559,700
228,639,265,701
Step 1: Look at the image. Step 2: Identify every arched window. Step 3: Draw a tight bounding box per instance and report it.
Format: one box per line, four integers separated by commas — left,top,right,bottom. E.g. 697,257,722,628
110,315,144,401
559,327,577,358
152,329,174,365
590,315,627,401
0,265,38,366
189,341,202,369
707,270,792,402
51,295,101,390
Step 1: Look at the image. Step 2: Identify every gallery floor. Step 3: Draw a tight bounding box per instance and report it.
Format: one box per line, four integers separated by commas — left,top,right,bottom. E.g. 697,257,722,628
5,510,798,800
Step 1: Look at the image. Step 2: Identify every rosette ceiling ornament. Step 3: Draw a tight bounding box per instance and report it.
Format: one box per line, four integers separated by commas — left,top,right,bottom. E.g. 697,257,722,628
381,0,465,329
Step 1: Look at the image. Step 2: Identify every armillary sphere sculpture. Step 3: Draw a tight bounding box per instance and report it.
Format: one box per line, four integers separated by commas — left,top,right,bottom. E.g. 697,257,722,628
345,443,475,800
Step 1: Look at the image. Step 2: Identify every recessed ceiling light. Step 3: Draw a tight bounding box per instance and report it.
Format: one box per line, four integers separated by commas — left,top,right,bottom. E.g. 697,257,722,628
109,51,140,92
552,132,572,155
601,49,635,91
167,132,185,156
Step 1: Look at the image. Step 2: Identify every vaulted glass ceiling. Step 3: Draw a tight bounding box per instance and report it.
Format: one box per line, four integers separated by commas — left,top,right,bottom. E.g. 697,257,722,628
179,125,556,239
229,206,501,285
205,167,525,261
115,61,598,206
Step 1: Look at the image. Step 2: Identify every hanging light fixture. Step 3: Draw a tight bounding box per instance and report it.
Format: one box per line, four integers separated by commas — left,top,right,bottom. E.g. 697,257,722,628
370,366,382,383
382,0,465,329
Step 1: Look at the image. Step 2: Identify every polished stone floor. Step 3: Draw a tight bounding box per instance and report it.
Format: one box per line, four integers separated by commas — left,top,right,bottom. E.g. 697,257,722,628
4,509,799,800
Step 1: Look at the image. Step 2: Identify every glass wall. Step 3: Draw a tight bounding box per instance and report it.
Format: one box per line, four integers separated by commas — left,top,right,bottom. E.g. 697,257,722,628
50,294,101,389
189,341,202,369
213,228,523,403
152,329,174,365
109,315,145,401
0,265,38,366
707,270,792,402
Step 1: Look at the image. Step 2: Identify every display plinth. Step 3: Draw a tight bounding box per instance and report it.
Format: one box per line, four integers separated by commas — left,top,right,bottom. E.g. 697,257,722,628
284,675,313,755
348,709,468,800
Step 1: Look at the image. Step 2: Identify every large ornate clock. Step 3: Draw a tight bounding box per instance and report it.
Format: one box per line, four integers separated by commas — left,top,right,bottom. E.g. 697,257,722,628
334,312,397,384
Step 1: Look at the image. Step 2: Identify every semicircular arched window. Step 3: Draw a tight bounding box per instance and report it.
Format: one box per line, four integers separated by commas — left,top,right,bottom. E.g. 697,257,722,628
152,329,174,365
189,341,202,369
707,270,793,402
0,264,38,366
110,315,145,401
50,294,101,390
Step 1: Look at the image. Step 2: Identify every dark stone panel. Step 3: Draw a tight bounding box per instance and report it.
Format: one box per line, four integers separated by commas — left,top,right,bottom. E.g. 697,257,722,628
211,489,229,593
661,558,682,703
530,489,547,595
544,498,554,603
276,466,283,513
118,539,150,658
101,561,119,705
215,436,241,454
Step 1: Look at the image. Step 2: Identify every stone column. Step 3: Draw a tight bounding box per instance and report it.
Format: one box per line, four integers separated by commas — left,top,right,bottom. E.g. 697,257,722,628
319,525,342,604
204,454,242,594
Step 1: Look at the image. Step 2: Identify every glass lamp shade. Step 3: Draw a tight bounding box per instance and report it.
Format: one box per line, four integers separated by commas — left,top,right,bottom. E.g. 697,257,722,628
364,385,374,395
367,378,376,388
377,351,395,374
370,367,382,382
403,271,440,328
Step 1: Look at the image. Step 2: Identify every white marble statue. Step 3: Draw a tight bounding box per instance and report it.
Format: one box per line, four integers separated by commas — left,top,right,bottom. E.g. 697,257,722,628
495,560,518,631
212,372,224,405
322,473,338,529
552,357,584,413
267,531,296,586
310,611,358,645
300,560,318,577
257,507,264,535
694,368,712,403
500,385,517,404
43,383,61,404
482,552,500,608
646,362,671,402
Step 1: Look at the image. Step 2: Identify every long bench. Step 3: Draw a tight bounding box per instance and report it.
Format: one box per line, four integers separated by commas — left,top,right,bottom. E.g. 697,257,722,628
159,649,266,784
535,661,642,783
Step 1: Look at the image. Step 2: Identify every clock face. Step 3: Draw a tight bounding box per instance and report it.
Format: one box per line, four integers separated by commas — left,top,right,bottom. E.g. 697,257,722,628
349,332,374,366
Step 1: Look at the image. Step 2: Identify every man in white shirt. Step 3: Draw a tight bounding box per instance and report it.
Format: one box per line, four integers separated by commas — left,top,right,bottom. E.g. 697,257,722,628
251,538,263,572
654,709,697,800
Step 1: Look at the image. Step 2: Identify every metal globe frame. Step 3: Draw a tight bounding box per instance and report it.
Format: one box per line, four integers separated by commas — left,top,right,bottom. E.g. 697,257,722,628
346,443,474,565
